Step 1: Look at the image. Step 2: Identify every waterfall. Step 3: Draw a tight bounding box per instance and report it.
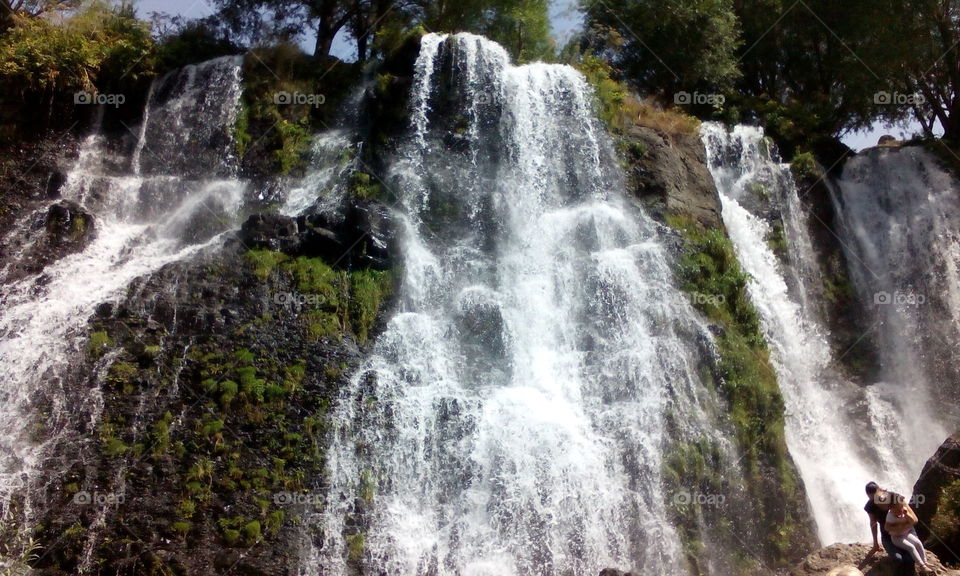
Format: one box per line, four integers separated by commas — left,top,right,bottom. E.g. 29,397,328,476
700,123,888,544
831,146,957,478
0,56,246,524
313,33,740,576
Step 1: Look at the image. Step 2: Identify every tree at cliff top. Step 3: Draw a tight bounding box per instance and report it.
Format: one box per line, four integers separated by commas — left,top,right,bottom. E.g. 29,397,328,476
416,0,553,61
580,0,742,100
0,0,79,33
729,0,960,143
871,0,960,141
727,0,889,146
208,0,552,61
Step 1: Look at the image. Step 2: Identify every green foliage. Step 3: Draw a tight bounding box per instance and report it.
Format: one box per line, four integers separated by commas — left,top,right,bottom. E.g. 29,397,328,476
274,117,312,175
151,20,239,72
236,42,358,175
244,249,289,281
100,422,130,458
171,521,191,538
582,0,742,98
790,152,819,181
242,520,262,545
350,270,393,344
265,510,284,536
350,171,384,201
107,360,139,388
346,533,365,562
765,221,788,262
306,311,342,341
151,411,173,457
420,0,554,61
88,331,112,357
572,54,625,128
668,215,801,561
932,479,960,541
0,1,152,93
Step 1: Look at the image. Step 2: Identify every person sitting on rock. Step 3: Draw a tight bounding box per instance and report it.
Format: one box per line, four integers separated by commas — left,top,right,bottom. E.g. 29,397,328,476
886,494,934,574
865,481,915,569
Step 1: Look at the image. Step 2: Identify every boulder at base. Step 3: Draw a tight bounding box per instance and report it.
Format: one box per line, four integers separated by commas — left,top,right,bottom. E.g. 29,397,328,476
790,543,959,576
913,434,960,565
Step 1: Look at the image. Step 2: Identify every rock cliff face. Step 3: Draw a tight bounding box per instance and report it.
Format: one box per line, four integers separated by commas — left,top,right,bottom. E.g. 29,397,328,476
620,124,725,230
27,231,394,575
914,435,960,565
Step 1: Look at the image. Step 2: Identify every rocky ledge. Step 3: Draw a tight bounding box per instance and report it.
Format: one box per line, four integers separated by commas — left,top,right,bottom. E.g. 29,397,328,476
788,543,958,576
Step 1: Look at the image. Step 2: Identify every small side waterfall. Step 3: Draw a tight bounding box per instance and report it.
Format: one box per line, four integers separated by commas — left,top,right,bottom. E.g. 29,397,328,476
0,56,246,525
700,123,887,544
831,146,957,475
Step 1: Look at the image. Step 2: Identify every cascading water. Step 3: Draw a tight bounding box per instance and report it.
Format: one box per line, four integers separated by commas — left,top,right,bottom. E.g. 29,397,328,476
0,56,246,526
700,123,949,546
314,34,745,576
831,146,957,475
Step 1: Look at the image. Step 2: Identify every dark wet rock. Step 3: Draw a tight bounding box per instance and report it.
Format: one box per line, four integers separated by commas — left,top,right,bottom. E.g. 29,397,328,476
621,125,724,230
1,200,96,282
29,241,393,576
240,197,395,271
240,213,301,252
914,434,960,565
343,199,394,270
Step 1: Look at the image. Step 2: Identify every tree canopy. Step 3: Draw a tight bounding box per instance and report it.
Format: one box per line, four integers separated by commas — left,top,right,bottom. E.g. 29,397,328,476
581,0,960,147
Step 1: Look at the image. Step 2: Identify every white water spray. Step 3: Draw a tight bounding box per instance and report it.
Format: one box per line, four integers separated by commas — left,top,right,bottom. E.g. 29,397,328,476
0,56,246,523
701,123,890,544
313,34,737,576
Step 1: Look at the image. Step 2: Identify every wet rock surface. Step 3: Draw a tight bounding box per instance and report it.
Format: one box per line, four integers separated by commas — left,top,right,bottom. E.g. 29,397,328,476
914,434,960,565
621,125,725,230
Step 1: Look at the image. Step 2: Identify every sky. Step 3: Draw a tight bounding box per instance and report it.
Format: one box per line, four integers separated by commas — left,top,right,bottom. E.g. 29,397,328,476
135,0,912,152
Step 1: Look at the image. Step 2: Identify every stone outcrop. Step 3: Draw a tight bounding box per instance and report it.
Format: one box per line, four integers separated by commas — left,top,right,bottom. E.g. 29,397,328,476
789,543,958,576
620,125,724,230
1,200,96,283
914,434,960,565
239,198,395,271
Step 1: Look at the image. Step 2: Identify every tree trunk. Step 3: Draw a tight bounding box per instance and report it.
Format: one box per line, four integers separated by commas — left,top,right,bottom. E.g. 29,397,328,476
313,0,338,59
943,96,960,141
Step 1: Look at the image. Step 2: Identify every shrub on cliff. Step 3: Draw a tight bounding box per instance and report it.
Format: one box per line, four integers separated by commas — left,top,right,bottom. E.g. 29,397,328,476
0,1,152,94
